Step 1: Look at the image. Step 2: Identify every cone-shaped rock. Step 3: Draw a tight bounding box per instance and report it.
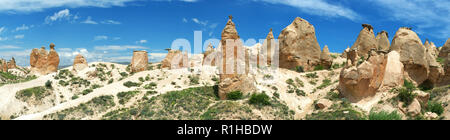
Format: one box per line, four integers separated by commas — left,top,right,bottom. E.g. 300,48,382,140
130,51,148,73
203,43,216,66
278,17,321,71
320,45,332,69
376,30,390,51
73,54,88,72
438,38,450,58
0,59,7,72
218,15,256,100
351,24,377,58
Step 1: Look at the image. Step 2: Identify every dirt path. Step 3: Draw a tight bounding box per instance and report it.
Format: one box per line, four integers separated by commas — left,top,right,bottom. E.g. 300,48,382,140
0,74,54,118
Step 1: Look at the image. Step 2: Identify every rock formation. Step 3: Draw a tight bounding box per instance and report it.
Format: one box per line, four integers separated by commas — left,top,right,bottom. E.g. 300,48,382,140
30,43,60,75
265,28,275,66
350,24,377,58
439,54,450,86
161,49,188,69
339,50,387,102
72,54,88,72
203,43,216,66
320,45,332,69
390,27,444,86
424,40,439,57
0,58,16,72
439,38,450,59
380,51,404,90
376,30,390,51
342,46,350,59
218,15,256,100
130,51,149,73
278,17,321,71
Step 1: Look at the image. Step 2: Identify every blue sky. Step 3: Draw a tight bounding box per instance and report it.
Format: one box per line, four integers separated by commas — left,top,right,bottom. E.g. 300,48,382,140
0,0,449,66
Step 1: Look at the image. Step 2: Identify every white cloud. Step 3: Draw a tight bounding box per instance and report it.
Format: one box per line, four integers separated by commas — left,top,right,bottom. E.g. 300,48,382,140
0,45,21,49
0,37,8,41
370,0,450,39
136,40,147,44
15,24,33,31
102,20,121,25
192,18,207,26
254,0,361,21
14,34,24,39
94,45,148,51
0,27,5,34
45,9,72,24
94,35,108,41
182,18,188,23
81,16,98,24
0,0,137,13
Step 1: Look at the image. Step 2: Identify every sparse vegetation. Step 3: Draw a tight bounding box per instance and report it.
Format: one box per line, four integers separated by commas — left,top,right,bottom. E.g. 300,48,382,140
295,66,304,73
117,91,140,105
427,101,444,115
227,91,243,100
16,86,51,103
368,110,402,120
305,72,318,79
123,81,141,88
249,93,271,106
314,65,325,71
188,75,200,85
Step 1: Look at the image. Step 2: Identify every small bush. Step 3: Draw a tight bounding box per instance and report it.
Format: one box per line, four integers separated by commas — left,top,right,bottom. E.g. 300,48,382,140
295,66,304,73
273,92,280,99
81,89,93,95
227,91,243,100
368,110,402,120
188,75,200,85
306,72,318,79
72,95,79,100
397,87,416,106
123,81,141,88
45,80,52,89
403,79,415,91
144,82,157,90
314,65,324,71
427,101,444,115
249,93,271,106
296,89,305,96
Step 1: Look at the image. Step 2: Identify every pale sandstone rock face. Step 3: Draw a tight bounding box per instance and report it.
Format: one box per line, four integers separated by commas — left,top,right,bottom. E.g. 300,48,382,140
316,99,332,110
339,51,387,102
265,28,275,66
381,51,404,90
320,45,332,69
407,99,421,117
7,57,16,69
439,55,450,86
278,17,321,71
390,27,429,85
30,43,60,75
161,49,188,69
424,112,439,120
218,15,256,100
414,90,430,107
424,40,439,57
203,43,216,66
376,31,390,51
438,38,450,58
0,59,7,72
351,24,378,58
72,54,88,72
130,51,148,73
342,46,350,59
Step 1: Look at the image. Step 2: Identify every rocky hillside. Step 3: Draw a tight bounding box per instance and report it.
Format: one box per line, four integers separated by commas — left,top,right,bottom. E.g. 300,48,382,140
0,16,449,120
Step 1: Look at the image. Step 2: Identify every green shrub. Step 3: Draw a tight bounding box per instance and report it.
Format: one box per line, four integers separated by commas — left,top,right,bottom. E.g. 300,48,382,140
81,89,93,95
227,91,243,100
120,72,128,77
45,80,52,89
295,66,304,73
404,79,415,91
273,92,280,99
427,101,444,115
306,72,318,79
72,95,79,100
117,91,139,105
314,65,324,71
296,89,305,96
188,75,200,85
368,110,402,120
139,77,145,82
286,79,294,85
249,93,271,106
16,86,49,101
123,81,141,88
144,82,157,90
397,87,416,106
317,79,332,89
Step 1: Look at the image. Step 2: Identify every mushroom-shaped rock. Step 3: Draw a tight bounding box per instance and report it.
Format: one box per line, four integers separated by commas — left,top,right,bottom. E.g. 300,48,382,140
351,24,378,58
376,30,390,51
